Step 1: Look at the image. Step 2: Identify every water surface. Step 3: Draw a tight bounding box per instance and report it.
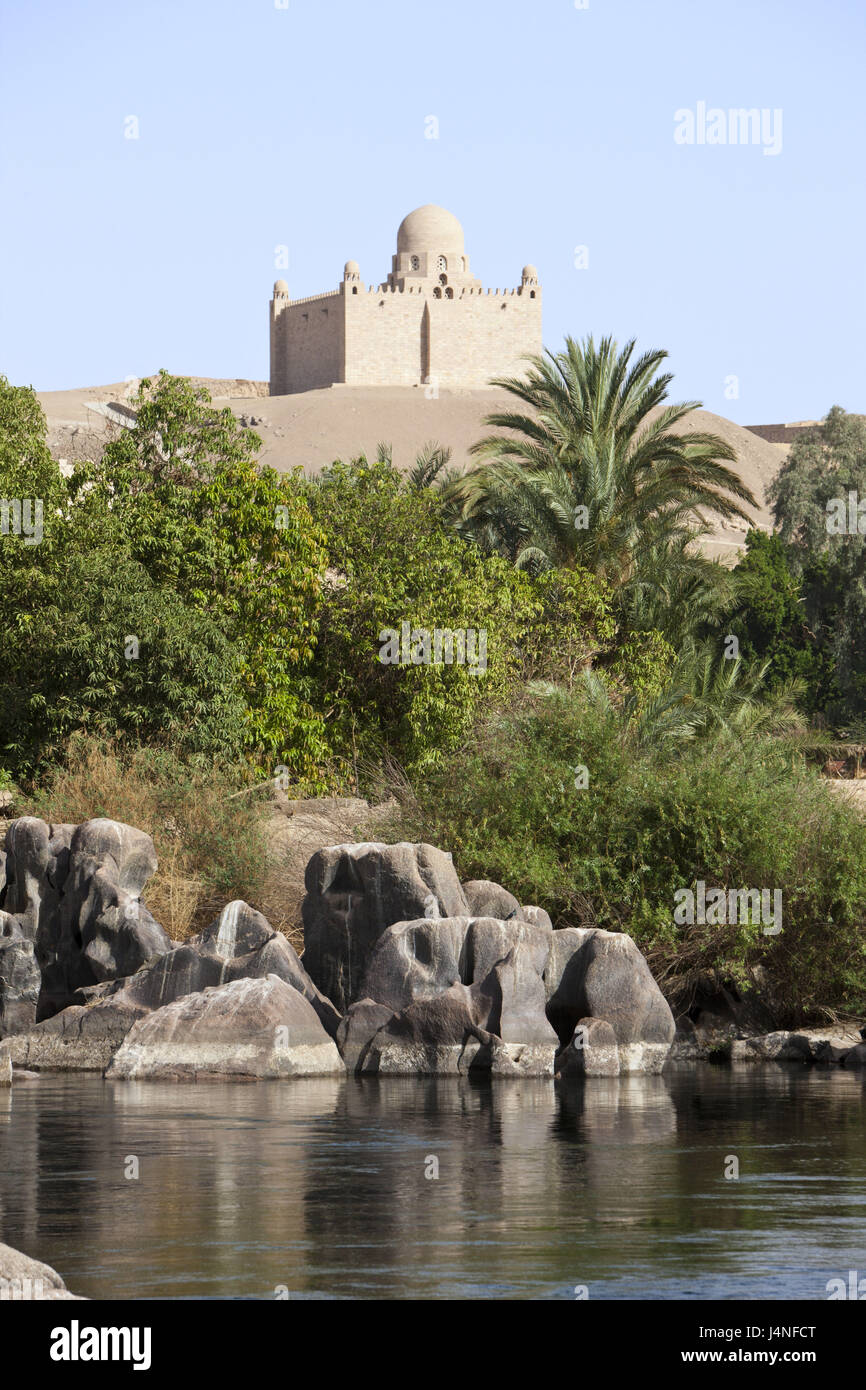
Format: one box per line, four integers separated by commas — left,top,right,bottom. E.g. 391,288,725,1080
1,1066,864,1299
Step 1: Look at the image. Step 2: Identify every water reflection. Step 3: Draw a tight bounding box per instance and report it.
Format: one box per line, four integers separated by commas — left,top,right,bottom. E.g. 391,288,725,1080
0,1068,863,1299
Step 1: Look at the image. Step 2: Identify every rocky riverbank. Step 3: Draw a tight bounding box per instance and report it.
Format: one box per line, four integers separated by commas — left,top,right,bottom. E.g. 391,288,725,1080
0,1241,85,1300
0,815,863,1081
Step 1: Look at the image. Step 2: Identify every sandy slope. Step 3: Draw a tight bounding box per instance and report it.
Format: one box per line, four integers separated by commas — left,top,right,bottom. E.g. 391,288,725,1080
37,378,788,553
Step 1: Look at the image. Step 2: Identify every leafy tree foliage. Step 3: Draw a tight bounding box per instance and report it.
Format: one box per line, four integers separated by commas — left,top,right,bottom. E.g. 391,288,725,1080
302,456,616,778
450,336,757,588
70,373,330,777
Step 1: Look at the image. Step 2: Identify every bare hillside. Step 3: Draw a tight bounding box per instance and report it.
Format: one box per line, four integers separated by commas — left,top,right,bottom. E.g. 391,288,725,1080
37,378,788,554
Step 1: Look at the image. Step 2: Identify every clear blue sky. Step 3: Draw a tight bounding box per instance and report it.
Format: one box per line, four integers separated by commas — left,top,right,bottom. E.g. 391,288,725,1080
2,0,863,423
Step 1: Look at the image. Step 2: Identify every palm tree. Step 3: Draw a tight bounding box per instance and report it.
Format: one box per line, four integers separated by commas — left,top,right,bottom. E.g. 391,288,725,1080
617,525,738,651
575,648,804,750
453,335,758,587
375,439,456,491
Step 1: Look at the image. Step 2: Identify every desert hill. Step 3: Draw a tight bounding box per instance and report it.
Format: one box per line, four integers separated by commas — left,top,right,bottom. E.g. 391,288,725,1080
37,378,789,556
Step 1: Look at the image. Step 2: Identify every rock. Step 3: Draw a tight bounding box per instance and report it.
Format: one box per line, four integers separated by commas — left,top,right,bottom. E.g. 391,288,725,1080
731,1031,813,1063
335,999,395,1071
362,979,487,1075
0,1242,86,1300
842,1042,866,1070
0,817,74,942
360,942,558,1077
3,900,343,1071
0,929,41,1036
544,927,675,1073
555,1017,620,1077
522,905,553,930
358,916,468,1013
108,900,342,1038
482,939,558,1049
36,818,172,1018
302,842,469,1012
0,816,173,1021
106,975,345,1081
0,991,147,1072
461,880,525,922
357,914,553,1016
462,916,552,987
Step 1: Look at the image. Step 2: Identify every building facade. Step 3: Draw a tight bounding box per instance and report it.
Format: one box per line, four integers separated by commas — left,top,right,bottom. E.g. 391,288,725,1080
269,205,542,396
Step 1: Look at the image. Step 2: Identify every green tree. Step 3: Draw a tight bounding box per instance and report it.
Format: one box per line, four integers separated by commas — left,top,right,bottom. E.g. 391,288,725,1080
0,378,252,773
767,407,866,722
303,456,615,780
729,531,834,715
72,372,329,778
452,335,758,587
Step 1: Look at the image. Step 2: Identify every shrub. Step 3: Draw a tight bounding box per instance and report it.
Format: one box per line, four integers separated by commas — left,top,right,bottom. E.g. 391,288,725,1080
303,457,616,784
390,685,866,1023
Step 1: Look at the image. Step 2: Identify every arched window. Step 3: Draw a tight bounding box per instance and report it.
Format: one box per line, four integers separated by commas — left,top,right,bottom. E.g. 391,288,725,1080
439,273,447,286
433,287,442,299
410,255,420,270
445,287,454,299
352,286,358,294
438,255,447,272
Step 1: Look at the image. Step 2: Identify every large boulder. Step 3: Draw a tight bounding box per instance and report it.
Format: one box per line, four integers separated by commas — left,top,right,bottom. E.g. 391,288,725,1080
37,818,171,1018
357,937,559,1076
106,974,345,1081
0,817,75,942
555,1017,620,1077
544,927,675,1074
358,916,468,1012
2,900,341,1070
302,842,469,1013
0,923,41,1035
461,880,525,922
335,999,395,1073
357,914,553,1016
0,816,172,1022
0,991,146,1072
0,1243,86,1300
95,900,341,1037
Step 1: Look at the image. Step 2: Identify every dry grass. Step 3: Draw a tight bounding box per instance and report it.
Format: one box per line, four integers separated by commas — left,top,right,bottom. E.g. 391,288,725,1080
23,739,272,941
15,738,388,951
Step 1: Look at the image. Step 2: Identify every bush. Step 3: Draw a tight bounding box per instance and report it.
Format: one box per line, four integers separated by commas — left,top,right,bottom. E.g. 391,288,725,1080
390,686,866,1023
303,457,616,784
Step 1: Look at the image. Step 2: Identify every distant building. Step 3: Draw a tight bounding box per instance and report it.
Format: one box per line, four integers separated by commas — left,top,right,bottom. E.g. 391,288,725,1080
269,204,542,395
744,421,820,445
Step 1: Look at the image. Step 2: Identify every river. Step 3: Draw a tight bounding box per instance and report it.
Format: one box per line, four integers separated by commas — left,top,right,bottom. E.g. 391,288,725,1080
1,1066,864,1300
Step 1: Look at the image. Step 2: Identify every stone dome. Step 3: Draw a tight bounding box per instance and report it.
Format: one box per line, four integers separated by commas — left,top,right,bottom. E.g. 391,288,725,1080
273,279,289,294
344,259,360,275
522,265,538,281
397,205,465,255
